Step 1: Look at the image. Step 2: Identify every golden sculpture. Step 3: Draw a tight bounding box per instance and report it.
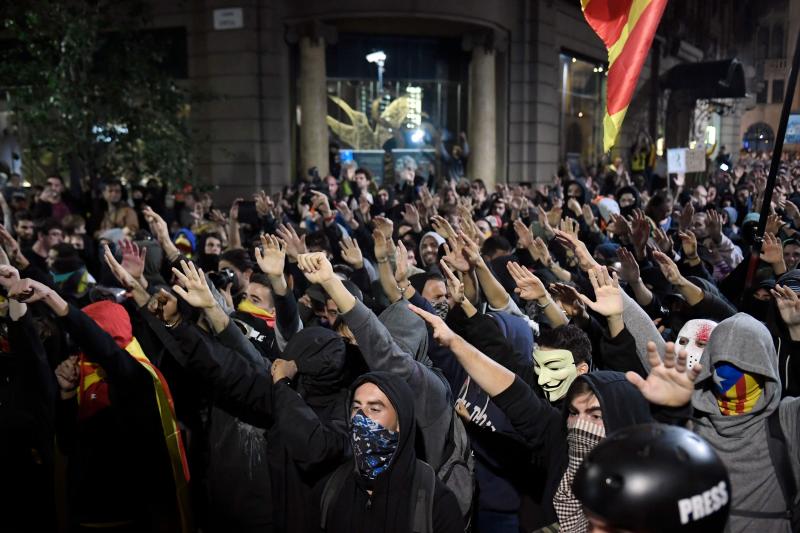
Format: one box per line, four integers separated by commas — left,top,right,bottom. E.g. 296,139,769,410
326,95,409,150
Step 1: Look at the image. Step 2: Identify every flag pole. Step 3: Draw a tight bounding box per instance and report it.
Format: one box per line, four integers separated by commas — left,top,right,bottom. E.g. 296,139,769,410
745,29,800,291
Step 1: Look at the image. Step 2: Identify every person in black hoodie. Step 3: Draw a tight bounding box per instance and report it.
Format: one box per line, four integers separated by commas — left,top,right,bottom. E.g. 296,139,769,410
320,370,463,533
409,302,701,531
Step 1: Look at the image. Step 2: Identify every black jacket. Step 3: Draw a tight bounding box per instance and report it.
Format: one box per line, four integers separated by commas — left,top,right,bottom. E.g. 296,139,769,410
0,309,57,531
54,305,178,530
322,371,463,533
491,371,654,528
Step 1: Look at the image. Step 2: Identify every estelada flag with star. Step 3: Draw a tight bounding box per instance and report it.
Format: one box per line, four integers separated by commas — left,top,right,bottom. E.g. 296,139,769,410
581,0,667,152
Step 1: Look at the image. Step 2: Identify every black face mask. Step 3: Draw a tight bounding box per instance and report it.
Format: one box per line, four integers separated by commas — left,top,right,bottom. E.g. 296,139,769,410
620,205,637,219
198,253,220,272
747,298,771,322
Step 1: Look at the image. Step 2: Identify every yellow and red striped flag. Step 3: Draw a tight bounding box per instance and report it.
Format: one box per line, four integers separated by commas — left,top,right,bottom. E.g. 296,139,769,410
581,0,667,152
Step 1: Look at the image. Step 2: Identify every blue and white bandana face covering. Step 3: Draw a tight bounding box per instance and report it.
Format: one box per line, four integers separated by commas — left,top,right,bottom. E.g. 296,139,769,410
350,409,399,480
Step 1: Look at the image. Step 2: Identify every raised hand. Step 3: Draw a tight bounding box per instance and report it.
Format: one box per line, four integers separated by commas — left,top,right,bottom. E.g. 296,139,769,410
653,250,682,285
507,261,547,301
653,227,673,255
310,190,332,217
254,190,274,217
0,264,20,289
431,215,457,242
358,194,372,220
408,303,457,347
104,244,139,291
630,209,650,258
0,224,24,265
440,259,465,304
626,341,702,407
549,282,587,319
373,216,394,242
442,234,471,273
394,240,410,284
172,260,216,309
559,217,580,240
255,234,286,277
608,213,632,240
677,230,698,259
297,252,335,285
579,266,623,317
553,227,597,271
373,229,389,262
772,284,800,328
402,203,422,231
567,198,582,217
229,198,243,223
275,224,307,262
209,208,228,226
142,206,170,242
339,235,364,268
513,218,534,249
459,230,483,267
336,201,357,229
616,246,641,284
536,206,555,239
706,209,723,243
581,204,596,228
765,213,784,237
119,239,147,281
760,232,785,267
679,202,694,232
419,185,435,212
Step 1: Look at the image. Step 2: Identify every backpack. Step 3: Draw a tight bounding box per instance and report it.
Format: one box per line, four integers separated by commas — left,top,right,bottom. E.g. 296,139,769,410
320,460,436,533
437,409,475,530
731,409,800,529
765,408,800,532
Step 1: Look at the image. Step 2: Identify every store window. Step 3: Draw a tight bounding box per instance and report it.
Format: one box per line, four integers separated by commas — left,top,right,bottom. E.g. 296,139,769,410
559,53,606,170
322,34,469,184
773,79,785,103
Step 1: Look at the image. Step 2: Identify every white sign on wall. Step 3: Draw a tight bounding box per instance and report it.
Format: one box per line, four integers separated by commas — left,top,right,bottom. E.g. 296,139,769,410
667,147,706,174
667,148,686,174
685,147,707,172
213,8,244,30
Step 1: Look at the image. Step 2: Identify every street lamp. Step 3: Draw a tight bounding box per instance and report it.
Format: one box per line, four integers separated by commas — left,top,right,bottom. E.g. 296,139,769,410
366,50,387,96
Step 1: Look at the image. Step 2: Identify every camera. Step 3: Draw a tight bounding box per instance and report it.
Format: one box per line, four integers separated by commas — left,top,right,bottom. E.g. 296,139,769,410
208,268,237,291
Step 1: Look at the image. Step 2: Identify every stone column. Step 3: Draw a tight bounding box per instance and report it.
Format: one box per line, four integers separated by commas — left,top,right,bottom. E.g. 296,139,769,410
468,45,497,189
299,35,329,177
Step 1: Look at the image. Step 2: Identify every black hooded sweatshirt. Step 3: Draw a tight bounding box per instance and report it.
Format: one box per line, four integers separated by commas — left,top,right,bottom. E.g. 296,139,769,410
490,371,654,528
322,371,463,533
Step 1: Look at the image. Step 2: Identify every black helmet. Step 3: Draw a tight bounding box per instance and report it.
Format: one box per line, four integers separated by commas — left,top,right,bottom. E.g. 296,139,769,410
573,424,730,533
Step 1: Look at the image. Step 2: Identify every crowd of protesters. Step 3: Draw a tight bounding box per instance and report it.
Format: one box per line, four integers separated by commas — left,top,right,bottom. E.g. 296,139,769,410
2,146,800,533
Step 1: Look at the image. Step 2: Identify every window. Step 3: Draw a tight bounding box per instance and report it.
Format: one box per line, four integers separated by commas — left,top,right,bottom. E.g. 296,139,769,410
756,82,768,104
559,53,606,169
757,27,770,60
772,25,785,58
773,79,785,103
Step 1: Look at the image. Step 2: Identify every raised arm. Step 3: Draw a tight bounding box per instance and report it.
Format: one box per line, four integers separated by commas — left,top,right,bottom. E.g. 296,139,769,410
409,303,514,397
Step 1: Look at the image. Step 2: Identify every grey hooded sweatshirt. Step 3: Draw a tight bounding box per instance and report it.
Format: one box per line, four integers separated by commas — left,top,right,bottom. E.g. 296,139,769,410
692,313,799,532
341,299,453,469
623,297,800,532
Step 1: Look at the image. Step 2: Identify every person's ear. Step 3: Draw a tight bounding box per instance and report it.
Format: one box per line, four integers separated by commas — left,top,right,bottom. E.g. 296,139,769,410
576,362,589,375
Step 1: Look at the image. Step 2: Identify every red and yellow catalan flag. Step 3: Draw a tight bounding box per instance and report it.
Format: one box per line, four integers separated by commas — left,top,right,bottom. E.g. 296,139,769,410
581,0,667,152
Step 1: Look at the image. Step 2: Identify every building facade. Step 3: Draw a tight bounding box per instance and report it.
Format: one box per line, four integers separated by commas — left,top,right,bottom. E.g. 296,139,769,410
110,1,768,197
